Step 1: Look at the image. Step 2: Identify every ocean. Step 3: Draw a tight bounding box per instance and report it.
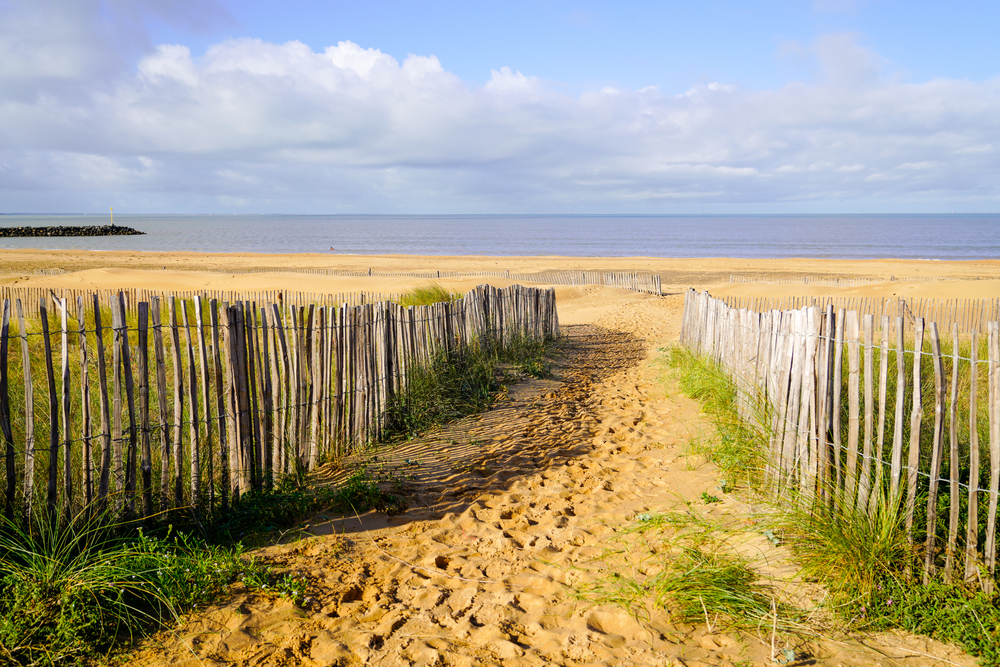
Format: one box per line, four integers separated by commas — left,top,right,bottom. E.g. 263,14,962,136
0,214,997,260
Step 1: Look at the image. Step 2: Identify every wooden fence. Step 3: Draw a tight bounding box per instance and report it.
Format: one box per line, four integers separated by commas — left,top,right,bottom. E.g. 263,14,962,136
0,287,397,321
0,284,558,524
728,274,989,287
681,289,1000,591
6,268,663,296
722,295,1000,337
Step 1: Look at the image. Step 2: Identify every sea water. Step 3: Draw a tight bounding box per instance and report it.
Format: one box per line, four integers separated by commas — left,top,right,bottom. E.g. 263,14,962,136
0,213,997,260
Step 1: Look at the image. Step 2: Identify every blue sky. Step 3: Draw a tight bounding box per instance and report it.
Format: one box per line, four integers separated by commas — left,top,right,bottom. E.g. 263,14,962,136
2,0,999,213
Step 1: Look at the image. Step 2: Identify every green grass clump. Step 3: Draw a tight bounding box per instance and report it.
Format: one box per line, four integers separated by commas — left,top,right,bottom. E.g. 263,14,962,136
779,487,910,607
395,283,462,307
863,579,1000,664
779,485,1000,664
329,467,407,515
578,508,800,637
386,333,553,440
664,346,768,489
0,510,252,665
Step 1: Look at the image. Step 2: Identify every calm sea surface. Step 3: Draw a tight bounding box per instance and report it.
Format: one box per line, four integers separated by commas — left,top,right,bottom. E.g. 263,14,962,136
0,214,997,260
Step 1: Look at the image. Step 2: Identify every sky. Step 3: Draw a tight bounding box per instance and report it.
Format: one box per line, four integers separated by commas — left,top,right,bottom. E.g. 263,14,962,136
1,0,999,214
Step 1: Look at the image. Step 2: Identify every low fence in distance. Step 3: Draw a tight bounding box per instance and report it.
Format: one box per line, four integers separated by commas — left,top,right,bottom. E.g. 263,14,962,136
0,284,558,524
681,289,1000,591
11,267,663,296
728,274,992,286
721,295,1000,337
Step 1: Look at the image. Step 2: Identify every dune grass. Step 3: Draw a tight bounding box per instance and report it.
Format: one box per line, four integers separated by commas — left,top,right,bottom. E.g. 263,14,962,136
394,283,462,307
384,331,552,440
0,506,257,664
663,344,1000,666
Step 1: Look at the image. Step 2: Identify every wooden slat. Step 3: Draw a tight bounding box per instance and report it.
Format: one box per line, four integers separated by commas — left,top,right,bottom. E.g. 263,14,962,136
92,295,111,511
923,322,946,583
869,316,890,512
965,329,980,583
944,324,962,582
986,321,1000,589
111,297,123,498
194,297,215,510
40,298,59,523
76,297,92,512
136,303,153,517
845,310,861,505
150,297,172,512
832,309,846,499
244,303,263,491
259,306,275,488
905,318,925,574
890,317,906,499
210,300,229,510
59,298,72,517
116,293,138,518
220,304,240,500
168,297,185,507
0,300,14,520
181,302,201,512
857,314,874,512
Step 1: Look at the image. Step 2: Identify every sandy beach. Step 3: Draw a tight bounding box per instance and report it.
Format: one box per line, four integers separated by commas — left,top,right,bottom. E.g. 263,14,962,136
3,248,999,304
2,250,992,666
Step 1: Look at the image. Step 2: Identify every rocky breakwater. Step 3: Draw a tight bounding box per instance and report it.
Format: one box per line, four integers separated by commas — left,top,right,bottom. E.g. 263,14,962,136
0,225,145,237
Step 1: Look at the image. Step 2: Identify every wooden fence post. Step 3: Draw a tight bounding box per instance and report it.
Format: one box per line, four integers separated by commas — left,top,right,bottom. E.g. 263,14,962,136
0,300,13,520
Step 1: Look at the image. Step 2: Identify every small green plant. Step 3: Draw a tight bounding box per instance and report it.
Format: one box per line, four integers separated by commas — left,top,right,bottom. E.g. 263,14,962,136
204,478,342,545
240,560,312,605
700,491,722,504
330,468,406,515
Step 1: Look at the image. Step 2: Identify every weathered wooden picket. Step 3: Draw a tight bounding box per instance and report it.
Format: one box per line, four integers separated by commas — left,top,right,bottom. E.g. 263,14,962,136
681,289,1000,591
0,284,558,523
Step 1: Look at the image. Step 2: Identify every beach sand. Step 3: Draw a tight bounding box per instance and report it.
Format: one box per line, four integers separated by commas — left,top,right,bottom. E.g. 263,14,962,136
2,250,990,666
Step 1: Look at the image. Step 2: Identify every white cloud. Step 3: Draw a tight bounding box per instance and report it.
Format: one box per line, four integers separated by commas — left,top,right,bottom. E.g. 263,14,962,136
1,10,999,212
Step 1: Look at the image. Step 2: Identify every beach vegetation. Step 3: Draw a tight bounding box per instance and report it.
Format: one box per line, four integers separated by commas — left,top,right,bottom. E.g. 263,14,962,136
0,505,279,665
394,283,462,307
576,505,805,657
385,330,553,440
664,343,1000,666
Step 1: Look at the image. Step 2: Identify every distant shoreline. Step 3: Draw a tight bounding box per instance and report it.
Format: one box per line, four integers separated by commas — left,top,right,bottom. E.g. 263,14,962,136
0,224,144,238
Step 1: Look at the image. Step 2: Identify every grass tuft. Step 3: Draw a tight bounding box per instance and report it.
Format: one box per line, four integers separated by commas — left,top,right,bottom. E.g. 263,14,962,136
664,346,768,489
577,508,801,638
385,333,553,440
0,507,252,664
778,486,910,607
395,283,462,307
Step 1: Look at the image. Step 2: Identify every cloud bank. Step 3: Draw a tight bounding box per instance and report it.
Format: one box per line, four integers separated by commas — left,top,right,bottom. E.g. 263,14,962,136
1,3,999,212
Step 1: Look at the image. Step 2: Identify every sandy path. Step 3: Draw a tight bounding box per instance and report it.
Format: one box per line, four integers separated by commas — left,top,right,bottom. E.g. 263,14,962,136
133,295,976,667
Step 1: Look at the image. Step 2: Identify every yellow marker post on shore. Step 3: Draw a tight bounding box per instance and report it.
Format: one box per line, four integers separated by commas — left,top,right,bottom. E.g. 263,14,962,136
110,206,114,227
